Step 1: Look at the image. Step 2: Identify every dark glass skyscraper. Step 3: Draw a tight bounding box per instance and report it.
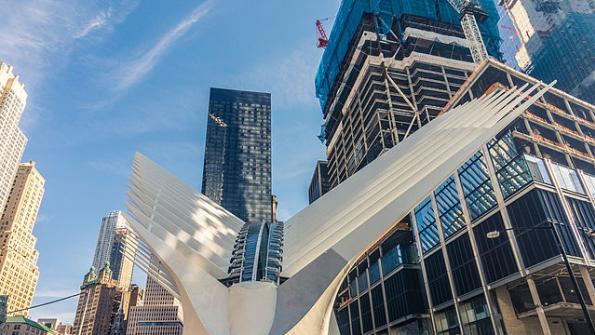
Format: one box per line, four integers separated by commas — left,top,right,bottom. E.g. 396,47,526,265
201,88,272,224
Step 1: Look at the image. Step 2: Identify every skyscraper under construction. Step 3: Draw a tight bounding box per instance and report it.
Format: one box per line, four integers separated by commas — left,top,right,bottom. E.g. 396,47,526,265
310,0,501,194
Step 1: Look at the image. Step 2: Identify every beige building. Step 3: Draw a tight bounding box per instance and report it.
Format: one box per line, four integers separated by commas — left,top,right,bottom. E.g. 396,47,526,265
126,276,183,335
72,264,120,335
0,162,45,317
0,61,28,215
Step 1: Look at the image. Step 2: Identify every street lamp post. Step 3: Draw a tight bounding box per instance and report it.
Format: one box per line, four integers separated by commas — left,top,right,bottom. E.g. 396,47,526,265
487,219,595,334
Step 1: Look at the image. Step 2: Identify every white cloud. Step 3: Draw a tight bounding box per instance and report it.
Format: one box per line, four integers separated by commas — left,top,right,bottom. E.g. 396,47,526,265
0,0,139,130
75,10,112,39
114,1,214,91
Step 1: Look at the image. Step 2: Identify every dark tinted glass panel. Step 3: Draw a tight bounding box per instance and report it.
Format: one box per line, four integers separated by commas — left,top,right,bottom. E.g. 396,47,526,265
488,132,532,198
360,293,373,333
336,307,351,335
384,269,425,322
425,250,452,306
473,212,518,282
434,306,459,334
507,189,581,267
435,176,466,239
447,234,482,296
460,295,493,335
566,197,595,259
458,152,498,220
509,283,536,314
416,197,440,253
350,300,361,335
358,262,368,293
369,250,381,284
371,285,387,327
349,270,358,297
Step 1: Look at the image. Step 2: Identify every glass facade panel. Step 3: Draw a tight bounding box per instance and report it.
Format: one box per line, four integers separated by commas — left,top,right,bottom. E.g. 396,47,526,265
550,163,585,194
357,263,368,293
459,295,493,335
369,251,381,284
336,307,351,335
434,306,459,335
524,155,552,184
371,285,386,328
381,243,403,275
488,132,533,198
350,300,361,335
507,189,581,267
349,270,358,297
202,88,272,224
383,269,425,322
360,293,373,333
583,173,595,198
458,152,498,220
415,197,440,253
567,197,595,259
446,234,482,296
425,250,452,306
473,212,518,283
435,176,465,239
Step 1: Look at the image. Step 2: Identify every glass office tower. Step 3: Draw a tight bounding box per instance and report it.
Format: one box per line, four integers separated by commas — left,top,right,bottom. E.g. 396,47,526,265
201,88,273,224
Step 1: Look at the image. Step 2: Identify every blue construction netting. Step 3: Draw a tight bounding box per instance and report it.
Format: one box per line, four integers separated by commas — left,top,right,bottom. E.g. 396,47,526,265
315,0,502,111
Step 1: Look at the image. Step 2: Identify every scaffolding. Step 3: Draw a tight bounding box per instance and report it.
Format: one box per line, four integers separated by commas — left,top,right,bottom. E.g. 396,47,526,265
315,0,502,111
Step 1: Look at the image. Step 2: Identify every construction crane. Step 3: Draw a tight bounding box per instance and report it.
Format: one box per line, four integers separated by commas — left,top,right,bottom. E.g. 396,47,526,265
316,18,329,48
443,0,490,63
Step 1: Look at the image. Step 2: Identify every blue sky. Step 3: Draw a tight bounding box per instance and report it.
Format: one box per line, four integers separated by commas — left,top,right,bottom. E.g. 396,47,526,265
1,0,340,322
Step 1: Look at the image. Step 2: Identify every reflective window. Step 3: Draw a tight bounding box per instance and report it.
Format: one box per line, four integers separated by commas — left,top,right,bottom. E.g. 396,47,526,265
507,189,581,267
349,270,358,297
435,176,466,238
473,213,518,283
381,243,403,275
350,300,361,335
336,307,350,335
371,285,386,327
415,197,440,253
368,251,381,284
488,132,533,198
360,293,373,333
460,295,493,335
524,155,552,184
357,263,368,293
550,163,585,194
458,152,498,220
582,173,595,198
434,306,459,335
383,269,425,322
425,250,452,306
566,197,595,259
447,234,481,296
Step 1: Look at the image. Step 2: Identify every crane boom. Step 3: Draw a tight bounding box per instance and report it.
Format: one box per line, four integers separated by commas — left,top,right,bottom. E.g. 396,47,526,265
445,0,490,63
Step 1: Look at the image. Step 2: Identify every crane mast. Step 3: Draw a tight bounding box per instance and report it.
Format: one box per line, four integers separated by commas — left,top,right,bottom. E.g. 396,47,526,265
445,0,490,63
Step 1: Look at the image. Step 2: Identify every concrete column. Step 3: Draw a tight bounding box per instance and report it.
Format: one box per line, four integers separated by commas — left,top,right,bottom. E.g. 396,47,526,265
580,266,595,305
527,277,552,335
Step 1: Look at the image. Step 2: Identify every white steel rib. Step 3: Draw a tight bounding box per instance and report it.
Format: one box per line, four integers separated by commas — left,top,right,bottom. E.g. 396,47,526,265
124,82,554,335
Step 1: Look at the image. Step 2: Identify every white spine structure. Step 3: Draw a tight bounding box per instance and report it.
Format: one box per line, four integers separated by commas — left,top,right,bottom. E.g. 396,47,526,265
125,81,553,335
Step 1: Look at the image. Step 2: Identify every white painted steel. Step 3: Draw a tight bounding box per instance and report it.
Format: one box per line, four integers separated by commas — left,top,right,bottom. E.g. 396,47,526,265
125,83,553,334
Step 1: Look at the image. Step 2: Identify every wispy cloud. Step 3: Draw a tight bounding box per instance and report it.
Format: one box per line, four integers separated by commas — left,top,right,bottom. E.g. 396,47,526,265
0,0,139,130
114,1,214,91
75,10,112,39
